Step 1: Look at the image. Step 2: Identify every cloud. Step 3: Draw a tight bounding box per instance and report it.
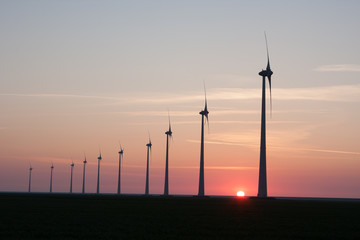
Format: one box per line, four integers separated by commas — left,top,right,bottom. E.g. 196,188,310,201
124,164,256,170
213,85,360,102
2,84,360,105
188,139,360,156
0,93,118,101
315,64,360,72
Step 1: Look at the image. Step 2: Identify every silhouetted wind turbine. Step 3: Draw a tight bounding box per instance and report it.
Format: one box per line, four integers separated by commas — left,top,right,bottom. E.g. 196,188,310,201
50,162,54,193
198,85,209,196
97,151,102,194
70,161,74,193
117,145,124,195
257,33,273,198
82,155,87,194
28,164,33,193
145,137,152,195
164,115,172,196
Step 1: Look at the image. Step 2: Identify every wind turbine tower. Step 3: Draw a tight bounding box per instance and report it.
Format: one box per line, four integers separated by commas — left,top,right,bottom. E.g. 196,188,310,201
28,164,33,193
145,138,152,195
117,146,124,195
257,33,273,198
70,161,74,193
97,152,102,194
50,162,54,193
82,155,87,194
164,116,172,196
198,87,209,196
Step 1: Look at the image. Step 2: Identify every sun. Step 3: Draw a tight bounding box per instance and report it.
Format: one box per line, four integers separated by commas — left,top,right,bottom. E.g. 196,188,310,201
236,191,245,197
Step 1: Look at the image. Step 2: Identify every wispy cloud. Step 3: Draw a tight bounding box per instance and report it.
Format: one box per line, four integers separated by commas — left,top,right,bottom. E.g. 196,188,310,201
213,85,360,102
0,93,119,101
315,64,360,72
2,84,360,105
188,139,360,156
124,164,256,170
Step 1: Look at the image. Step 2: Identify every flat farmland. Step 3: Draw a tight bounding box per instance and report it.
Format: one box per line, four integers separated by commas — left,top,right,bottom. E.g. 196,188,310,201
0,193,359,239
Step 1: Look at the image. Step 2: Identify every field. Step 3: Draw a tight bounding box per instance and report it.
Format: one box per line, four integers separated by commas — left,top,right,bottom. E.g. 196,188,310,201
0,193,359,239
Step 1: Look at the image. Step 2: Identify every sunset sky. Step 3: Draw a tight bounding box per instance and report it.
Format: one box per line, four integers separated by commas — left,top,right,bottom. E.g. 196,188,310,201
1,0,359,198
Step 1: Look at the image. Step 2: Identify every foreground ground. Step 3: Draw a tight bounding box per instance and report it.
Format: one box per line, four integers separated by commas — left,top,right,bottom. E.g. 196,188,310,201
0,193,359,239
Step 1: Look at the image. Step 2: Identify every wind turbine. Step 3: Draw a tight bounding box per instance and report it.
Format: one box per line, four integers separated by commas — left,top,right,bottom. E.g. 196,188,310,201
117,145,124,195
97,151,102,194
164,115,172,196
70,161,74,193
145,137,152,195
198,85,209,196
82,155,87,194
28,164,33,193
257,33,273,198
50,162,54,193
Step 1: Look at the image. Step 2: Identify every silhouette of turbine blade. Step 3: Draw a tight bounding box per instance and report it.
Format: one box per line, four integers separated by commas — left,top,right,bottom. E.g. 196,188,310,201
149,141,152,164
268,75,272,116
264,32,272,117
168,113,172,133
204,83,209,132
204,82,208,112
265,32,270,70
121,149,124,168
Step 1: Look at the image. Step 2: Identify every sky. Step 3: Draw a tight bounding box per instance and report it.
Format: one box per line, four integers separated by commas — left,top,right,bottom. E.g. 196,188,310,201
0,0,359,198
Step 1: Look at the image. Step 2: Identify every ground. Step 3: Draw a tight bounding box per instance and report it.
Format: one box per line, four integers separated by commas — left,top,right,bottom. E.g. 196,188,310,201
0,193,359,239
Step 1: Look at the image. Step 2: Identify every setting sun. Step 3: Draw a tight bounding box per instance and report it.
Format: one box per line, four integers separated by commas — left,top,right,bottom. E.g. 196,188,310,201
237,191,245,197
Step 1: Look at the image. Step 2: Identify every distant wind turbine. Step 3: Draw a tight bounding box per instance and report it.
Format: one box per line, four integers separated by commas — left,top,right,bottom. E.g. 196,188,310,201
198,85,209,196
145,137,152,195
97,151,102,194
28,164,33,193
50,162,54,193
82,155,87,194
117,145,124,195
257,32,273,198
70,161,74,193
164,115,172,196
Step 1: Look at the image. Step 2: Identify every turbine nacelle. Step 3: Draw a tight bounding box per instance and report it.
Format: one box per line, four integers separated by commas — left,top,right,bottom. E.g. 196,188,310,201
119,149,124,155
71,163,74,167
199,109,209,116
98,154,102,161
146,142,152,148
165,129,172,136
258,69,272,77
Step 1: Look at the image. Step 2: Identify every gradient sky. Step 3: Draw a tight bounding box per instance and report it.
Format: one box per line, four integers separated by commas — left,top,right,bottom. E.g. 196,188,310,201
1,0,359,198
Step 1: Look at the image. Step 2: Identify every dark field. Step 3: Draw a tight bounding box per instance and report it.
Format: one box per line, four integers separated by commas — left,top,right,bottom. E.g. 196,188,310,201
0,193,359,239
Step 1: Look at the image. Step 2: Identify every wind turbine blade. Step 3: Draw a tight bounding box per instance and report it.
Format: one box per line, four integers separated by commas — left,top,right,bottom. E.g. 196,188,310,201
206,115,210,133
168,112,171,132
121,150,124,168
149,144,152,165
268,75,272,117
203,82,208,111
265,32,270,70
